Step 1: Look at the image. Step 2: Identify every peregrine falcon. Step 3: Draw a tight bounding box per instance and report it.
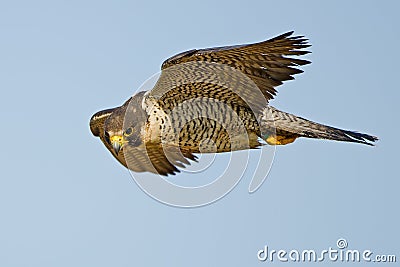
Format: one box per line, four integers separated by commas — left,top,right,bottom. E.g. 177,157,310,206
90,31,377,175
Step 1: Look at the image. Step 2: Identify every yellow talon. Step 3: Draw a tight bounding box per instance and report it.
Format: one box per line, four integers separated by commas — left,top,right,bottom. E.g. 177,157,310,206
266,135,297,145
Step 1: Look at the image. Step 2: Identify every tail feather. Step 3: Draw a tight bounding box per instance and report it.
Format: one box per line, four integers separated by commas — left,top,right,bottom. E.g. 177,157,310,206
261,107,378,145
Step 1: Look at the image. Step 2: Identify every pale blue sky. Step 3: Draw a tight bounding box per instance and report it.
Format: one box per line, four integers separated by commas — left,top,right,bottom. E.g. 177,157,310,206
0,0,399,266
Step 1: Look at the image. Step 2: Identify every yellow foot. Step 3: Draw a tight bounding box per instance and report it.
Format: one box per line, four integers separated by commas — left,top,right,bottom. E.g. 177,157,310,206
266,135,297,145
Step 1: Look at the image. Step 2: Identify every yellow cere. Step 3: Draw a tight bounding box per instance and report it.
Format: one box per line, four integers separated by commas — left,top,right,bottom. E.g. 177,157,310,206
110,135,125,145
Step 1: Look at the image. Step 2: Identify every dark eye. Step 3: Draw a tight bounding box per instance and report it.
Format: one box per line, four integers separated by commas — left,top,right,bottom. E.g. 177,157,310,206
124,127,134,136
104,131,110,144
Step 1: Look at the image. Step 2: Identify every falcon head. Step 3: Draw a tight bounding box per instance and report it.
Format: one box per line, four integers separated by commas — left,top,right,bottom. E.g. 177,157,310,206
102,92,147,156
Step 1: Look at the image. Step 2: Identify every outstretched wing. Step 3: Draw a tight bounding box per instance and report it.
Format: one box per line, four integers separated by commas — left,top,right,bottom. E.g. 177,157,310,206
148,31,310,112
123,144,197,176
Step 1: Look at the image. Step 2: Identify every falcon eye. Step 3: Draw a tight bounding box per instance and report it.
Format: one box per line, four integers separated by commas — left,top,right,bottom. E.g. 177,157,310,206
104,131,110,144
124,127,134,136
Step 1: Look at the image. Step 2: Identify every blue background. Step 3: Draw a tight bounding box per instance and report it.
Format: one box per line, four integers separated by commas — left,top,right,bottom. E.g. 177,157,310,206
1,0,398,266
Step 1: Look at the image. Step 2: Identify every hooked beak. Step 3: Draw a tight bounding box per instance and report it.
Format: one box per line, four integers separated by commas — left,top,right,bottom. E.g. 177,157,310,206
110,135,124,155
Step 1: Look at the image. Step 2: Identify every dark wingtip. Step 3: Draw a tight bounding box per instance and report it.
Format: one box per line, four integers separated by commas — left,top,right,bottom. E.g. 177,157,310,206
269,31,295,42
163,167,181,176
283,30,295,37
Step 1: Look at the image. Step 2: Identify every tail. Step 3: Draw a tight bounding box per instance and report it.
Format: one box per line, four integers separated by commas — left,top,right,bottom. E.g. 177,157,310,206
260,107,378,146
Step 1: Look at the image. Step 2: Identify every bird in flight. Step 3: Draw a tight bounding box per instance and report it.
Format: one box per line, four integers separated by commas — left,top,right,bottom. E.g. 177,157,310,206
90,31,377,175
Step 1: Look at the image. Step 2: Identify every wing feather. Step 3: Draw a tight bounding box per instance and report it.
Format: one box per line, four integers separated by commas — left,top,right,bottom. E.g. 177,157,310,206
150,31,310,112
123,144,197,176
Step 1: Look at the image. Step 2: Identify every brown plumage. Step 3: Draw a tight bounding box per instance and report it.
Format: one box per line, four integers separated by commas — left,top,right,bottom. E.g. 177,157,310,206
90,31,378,175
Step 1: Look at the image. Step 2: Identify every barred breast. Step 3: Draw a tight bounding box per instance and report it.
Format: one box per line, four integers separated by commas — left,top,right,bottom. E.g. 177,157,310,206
145,96,262,153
